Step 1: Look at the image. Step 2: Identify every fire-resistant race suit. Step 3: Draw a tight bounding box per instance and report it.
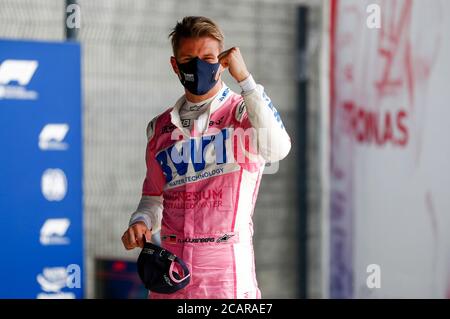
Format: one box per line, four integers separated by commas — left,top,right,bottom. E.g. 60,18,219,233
129,75,291,299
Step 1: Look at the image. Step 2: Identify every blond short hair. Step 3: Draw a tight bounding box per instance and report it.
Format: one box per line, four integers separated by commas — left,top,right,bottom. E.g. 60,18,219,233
169,16,224,58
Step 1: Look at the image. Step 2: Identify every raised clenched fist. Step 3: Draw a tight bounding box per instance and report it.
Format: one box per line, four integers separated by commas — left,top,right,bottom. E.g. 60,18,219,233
217,47,250,83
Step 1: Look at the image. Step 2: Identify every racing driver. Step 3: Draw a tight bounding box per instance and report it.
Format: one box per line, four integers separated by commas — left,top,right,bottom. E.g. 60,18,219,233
121,16,291,299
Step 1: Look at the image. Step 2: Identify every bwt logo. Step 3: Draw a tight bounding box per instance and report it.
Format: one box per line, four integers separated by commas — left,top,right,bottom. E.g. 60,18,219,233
156,128,230,183
0,59,38,100
183,72,195,82
156,126,280,183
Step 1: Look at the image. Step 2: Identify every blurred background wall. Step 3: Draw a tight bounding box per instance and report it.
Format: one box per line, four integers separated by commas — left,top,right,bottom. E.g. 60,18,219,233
0,0,326,298
3,0,450,299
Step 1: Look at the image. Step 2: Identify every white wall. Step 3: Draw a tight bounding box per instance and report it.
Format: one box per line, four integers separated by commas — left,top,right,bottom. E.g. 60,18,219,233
330,0,450,298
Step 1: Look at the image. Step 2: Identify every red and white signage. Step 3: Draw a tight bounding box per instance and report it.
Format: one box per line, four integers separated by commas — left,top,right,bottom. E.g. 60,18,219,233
330,0,450,298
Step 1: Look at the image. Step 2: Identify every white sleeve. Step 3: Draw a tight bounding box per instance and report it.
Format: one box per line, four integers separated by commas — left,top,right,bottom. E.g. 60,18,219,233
129,116,164,232
238,74,292,162
129,195,163,232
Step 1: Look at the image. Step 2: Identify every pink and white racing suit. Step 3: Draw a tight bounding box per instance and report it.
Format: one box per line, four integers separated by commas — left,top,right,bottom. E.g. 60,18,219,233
130,77,291,299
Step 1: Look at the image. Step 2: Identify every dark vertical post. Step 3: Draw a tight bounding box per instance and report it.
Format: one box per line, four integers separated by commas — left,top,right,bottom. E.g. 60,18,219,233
296,6,309,299
65,0,79,40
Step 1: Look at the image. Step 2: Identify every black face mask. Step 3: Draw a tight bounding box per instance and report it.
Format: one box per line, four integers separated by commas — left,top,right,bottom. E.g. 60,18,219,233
137,238,190,294
177,57,220,95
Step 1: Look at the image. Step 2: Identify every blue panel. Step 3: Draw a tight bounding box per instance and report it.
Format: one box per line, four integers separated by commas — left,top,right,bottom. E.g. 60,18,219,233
0,39,83,299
